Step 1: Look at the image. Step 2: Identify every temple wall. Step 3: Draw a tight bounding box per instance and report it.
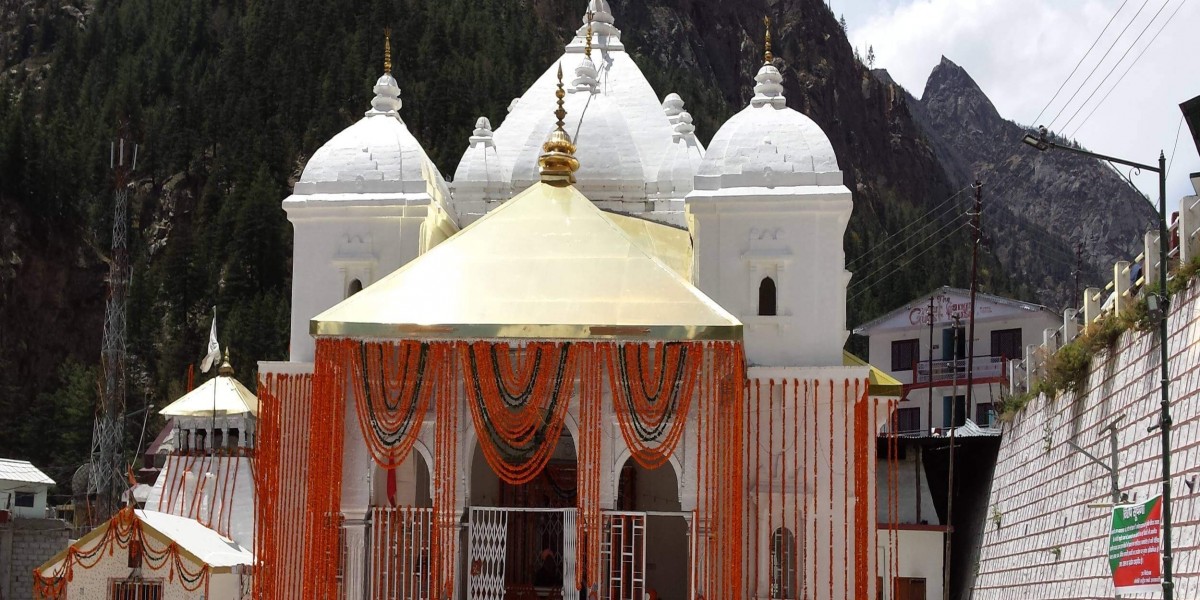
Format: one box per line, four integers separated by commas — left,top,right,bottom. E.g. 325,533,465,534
974,283,1200,598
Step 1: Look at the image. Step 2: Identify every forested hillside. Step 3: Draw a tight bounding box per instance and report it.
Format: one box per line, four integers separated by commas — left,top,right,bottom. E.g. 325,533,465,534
0,0,1020,496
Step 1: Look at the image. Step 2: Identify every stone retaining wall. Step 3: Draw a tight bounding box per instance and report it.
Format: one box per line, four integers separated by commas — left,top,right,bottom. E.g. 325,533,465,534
974,283,1200,598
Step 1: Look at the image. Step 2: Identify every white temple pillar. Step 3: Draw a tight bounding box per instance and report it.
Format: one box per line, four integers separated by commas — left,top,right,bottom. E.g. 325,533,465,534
342,512,369,600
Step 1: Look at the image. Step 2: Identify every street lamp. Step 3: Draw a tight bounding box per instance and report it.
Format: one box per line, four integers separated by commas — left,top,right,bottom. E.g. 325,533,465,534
1022,125,1173,599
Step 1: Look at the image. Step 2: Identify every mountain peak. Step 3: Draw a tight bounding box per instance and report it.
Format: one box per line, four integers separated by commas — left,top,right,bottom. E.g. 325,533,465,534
921,56,1002,128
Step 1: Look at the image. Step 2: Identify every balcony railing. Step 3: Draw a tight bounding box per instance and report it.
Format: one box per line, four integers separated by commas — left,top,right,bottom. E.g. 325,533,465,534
913,356,1006,385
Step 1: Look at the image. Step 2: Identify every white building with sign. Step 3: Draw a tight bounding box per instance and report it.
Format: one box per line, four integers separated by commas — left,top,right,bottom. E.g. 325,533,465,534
855,286,1061,433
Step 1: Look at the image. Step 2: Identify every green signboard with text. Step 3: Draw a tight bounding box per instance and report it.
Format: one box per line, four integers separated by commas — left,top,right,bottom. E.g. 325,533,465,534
1108,495,1162,594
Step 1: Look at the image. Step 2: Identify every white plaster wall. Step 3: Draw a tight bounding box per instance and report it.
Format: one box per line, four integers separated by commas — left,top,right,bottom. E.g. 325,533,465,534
875,447,940,525
974,283,1200,598
0,486,48,519
877,529,944,600
284,201,455,363
144,456,256,552
688,190,853,368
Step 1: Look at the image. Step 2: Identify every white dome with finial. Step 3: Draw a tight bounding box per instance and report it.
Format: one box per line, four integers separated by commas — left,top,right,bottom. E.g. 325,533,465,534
451,117,506,224
294,59,448,198
652,110,705,196
696,61,841,191
452,0,691,225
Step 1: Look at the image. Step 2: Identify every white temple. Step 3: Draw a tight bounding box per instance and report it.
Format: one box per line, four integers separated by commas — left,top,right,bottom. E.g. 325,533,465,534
257,3,899,600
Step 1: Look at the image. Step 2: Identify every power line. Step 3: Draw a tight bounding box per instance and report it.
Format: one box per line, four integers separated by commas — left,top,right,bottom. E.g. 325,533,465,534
846,184,974,268
1167,114,1185,177
1066,0,1186,139
849,221,971,301
1046,0,1152,130
1059,0,1175,134
1030,0,1132,127
849,211,970,288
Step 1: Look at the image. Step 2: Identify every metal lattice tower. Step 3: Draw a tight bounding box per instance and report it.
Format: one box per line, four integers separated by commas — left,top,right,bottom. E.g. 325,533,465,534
87,138,137,525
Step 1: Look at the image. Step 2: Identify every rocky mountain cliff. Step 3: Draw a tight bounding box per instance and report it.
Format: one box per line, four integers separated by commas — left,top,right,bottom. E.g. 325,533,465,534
879,57,1158,307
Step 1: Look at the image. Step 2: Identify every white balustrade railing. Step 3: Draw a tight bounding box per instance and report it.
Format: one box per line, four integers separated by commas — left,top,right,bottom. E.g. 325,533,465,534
1011,182,1200,396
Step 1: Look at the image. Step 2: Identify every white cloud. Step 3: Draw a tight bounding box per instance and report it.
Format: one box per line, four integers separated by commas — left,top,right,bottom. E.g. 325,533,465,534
843,0,1199,207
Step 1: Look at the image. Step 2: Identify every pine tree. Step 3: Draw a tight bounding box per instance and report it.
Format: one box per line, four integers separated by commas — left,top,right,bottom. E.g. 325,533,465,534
839,14,847,32
867,45,875,69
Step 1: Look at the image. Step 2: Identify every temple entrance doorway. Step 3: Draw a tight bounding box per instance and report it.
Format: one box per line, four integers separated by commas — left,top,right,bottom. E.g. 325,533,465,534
615,458,688,600
465,431,579,600
366,451,433,600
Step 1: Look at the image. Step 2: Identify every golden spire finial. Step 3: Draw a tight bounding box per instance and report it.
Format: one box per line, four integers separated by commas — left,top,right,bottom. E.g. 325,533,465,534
585,11,594,59
218,347,234,377
763,16,773,64
384,27,392,74
538,63,580,185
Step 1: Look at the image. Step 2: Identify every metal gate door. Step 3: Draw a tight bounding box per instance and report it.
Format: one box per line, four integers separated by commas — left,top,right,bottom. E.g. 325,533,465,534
599,512,646,600
468,508,509,600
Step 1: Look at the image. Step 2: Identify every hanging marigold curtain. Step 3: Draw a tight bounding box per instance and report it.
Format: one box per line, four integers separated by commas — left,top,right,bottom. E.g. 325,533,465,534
255,370,313,600
462,341,578,485
349,340,435,469
303,338,351,600
607,341,702,469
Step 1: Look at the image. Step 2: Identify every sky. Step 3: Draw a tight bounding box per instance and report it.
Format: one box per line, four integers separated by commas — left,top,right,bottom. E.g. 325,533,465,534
838,0,1199,214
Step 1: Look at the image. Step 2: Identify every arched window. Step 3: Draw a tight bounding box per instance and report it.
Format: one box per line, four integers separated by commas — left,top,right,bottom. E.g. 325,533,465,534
759,277,778,316
771,527,798,599
347,279,364,298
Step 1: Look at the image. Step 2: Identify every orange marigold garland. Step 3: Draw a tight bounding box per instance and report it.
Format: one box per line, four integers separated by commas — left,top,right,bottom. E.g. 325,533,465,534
463,341,577,485
576,342,604,591
608,342,702,469
350,340,435,469
254,370,316,600
33,507,212,600
303,338,351,599
431,342,461,600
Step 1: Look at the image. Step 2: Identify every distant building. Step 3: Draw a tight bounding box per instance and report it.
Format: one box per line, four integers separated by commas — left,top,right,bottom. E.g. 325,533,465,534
1,458,69,600
855,286,1061,432
0,458,54,520
34,508,252,600
33,353,258,599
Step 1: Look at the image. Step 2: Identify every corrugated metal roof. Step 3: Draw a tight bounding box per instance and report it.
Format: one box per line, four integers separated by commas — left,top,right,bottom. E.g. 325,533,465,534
0,458,55,486
136,510,253,567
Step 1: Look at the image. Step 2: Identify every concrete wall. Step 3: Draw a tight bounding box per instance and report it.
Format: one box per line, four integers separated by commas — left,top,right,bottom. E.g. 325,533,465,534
974,283,1200,598
1,518,69,600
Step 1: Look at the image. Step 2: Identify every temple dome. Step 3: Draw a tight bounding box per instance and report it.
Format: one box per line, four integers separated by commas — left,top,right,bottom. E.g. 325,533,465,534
696,64,841,191
295,73,448,197
477,1,678,198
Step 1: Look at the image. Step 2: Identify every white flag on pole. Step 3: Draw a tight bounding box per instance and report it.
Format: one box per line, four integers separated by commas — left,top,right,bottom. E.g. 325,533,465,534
200,309,220,373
